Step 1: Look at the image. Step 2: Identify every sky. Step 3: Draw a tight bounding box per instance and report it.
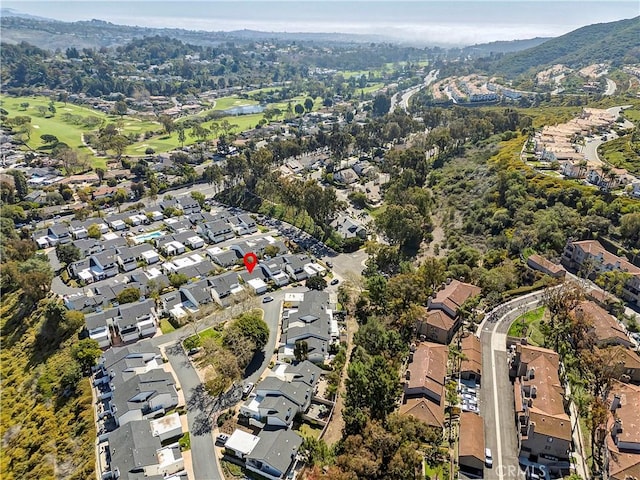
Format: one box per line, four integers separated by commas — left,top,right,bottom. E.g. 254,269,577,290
2,1,639,46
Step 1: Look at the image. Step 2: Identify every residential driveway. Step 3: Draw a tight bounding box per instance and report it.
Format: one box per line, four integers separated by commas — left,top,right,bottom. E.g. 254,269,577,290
163,341,223,480
244,286,306,384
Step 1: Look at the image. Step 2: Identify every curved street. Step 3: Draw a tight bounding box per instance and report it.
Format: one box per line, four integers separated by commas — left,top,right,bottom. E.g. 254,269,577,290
479,290,547,480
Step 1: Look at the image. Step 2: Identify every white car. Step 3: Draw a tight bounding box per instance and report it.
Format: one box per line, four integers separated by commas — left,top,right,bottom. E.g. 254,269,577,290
242,382,254,398
485,448,493,468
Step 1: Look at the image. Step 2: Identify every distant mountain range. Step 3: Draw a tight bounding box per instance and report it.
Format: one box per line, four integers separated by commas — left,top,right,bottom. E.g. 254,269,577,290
0,12,391,49
2,9,548,53
490,16,640,76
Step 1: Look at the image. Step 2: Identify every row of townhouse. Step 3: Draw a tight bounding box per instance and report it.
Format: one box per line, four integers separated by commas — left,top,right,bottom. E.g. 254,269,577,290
416,279,482,346
227,360,326,480
61,209,266,285
93,346,185,480
35,199,257,251
561,239,640,306
74,250,322,346
605,381,640,480
399,335,484,436
511,345,572,477
279,291,339,364
83,299,158,347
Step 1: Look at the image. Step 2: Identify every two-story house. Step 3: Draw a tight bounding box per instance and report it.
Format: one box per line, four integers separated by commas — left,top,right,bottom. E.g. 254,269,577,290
512,345,571,475
399,342,447,432
605,381,640,480
416,280,481,345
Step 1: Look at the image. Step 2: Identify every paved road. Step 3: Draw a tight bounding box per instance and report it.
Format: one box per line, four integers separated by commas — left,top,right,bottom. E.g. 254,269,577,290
604,78,617,96
390,69,438,111
479,291,546,479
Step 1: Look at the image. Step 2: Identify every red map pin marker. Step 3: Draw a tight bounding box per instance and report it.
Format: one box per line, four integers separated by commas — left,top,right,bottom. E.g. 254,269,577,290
243,252,258,274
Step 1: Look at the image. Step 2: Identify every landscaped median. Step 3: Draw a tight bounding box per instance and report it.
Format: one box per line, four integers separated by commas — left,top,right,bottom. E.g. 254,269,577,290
507,305,547,346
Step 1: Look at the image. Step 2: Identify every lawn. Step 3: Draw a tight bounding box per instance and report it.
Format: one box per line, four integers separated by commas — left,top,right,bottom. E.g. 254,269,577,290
183,326,223,350
623,106,640,123
2,94,163,161
298,422,323,440
211,95,259,111
425,460,450,480
508,306,546,346
160,318,176,334
358,83,385,95
1,95,104,151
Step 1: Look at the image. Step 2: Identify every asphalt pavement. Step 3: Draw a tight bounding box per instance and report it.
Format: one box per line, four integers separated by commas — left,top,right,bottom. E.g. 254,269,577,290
479,291,546,479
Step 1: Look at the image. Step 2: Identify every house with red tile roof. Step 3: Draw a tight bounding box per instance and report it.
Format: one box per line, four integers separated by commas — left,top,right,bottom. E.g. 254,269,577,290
572,301,633,348
416,279,481,345
606,381,640,480
512,345,571,476
399,342,447,432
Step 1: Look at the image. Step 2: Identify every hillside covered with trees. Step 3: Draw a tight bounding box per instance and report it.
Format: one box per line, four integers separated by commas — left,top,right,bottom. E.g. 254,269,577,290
485,16,640,77
0,219,98,479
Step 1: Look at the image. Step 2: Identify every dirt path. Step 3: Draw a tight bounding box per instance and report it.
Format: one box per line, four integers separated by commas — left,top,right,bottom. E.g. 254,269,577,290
321,313,358,445
421,213,446,259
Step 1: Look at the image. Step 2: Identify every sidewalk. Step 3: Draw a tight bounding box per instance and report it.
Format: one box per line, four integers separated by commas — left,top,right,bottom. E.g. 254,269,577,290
566,383,589,480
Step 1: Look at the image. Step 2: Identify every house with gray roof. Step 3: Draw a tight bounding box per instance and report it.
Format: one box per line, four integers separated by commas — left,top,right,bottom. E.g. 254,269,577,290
90,250,119,280
159,198,180,213
260,256,290,287
84,309,115,348
331,214,367,240
102,236,128,251
228,214,258,235
245,429,302,480
116,299,157,342
178,196,201,215
279,291,337,364
117,244,156,272
253,377,313,411
208,248,240,268
106,369,179,428
188,211,216,225
210,271,242,306
73,238,103,257
164,218,192,234
196,219,234,244
96,345,163,378
105,420,184,479
180,279,213,308
283,254,310,281
64,292,105,313
47,224,71,245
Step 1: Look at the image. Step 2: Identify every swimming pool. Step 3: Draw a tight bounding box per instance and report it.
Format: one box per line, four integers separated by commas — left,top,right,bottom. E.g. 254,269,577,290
134,230,165,244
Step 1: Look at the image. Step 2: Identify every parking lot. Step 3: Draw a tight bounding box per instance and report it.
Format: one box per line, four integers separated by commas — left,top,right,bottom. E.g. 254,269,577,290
459,380,480,413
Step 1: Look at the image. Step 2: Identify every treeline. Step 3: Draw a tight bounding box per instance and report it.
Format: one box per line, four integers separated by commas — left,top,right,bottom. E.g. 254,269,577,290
0,37,430,98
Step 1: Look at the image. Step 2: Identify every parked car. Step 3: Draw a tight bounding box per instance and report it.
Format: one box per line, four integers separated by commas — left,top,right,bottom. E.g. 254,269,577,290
485,448,493,468
330,278,339,285
215,433,229,446
188,347,201,356
262,296,274,303
242,382,254,398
